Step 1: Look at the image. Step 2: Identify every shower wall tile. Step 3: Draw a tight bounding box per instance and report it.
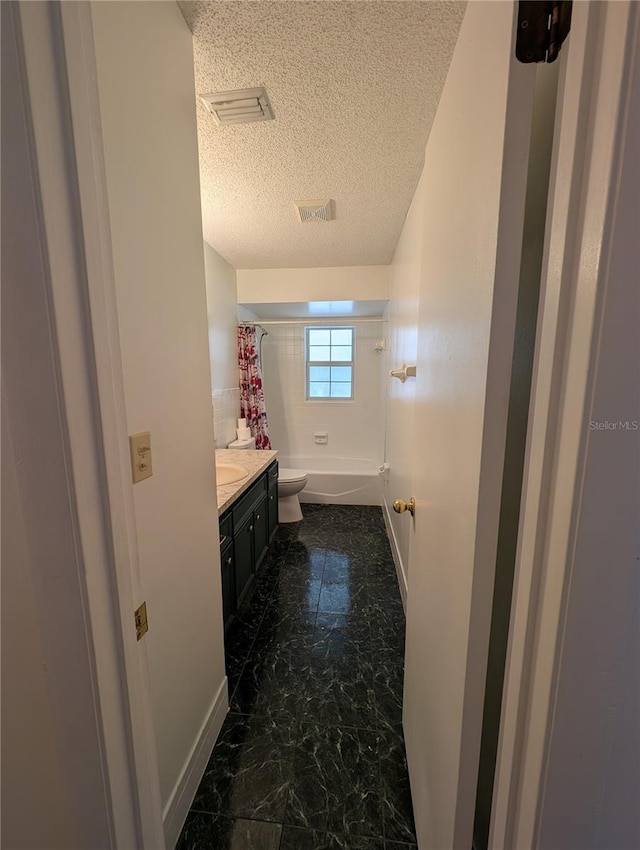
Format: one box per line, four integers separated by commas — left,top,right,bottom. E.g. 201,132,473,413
213,387,240,448
260,324,384,464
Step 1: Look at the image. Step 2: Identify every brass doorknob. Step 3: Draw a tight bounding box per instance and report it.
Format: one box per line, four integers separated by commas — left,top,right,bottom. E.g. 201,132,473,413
393,498,415,516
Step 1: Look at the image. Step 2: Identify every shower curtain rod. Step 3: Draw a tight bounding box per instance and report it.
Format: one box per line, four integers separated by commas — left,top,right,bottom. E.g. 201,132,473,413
239,322,269,335
246,317,387,326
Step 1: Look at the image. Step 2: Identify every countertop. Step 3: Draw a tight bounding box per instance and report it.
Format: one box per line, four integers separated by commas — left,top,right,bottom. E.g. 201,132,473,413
215,448,278,515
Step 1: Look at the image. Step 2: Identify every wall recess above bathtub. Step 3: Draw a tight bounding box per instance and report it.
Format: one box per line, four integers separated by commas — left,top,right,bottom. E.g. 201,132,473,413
314,431,329,444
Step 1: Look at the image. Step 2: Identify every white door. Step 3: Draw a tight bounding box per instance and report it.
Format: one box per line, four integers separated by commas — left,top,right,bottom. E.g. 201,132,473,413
401,3,537,847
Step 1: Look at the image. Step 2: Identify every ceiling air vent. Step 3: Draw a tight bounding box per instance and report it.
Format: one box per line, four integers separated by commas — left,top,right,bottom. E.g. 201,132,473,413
294,199,334,223
200,87,275,126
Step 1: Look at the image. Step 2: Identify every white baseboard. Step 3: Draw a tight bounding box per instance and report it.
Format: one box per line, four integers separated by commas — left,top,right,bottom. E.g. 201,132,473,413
382,500,408,613
163,677,229,849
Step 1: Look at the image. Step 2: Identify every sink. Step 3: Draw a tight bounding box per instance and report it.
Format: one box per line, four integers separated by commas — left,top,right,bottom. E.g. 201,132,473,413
216,463,249,486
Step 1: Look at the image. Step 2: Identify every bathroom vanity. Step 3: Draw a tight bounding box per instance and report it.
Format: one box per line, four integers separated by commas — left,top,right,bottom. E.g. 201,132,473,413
215,449,278,629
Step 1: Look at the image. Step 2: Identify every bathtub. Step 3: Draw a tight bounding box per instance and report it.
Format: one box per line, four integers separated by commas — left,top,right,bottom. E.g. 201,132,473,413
278,456,382,506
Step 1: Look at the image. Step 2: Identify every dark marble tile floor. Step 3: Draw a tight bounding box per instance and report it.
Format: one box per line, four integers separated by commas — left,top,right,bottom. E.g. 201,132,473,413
177,504,416,850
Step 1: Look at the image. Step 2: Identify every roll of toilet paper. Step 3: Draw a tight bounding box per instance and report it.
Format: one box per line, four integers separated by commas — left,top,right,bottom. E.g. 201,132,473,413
237,427,251,441
238,418,247,429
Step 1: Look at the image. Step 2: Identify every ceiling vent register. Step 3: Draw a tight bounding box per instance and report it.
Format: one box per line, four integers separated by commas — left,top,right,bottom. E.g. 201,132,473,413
294,199,334,223
200,87,275,126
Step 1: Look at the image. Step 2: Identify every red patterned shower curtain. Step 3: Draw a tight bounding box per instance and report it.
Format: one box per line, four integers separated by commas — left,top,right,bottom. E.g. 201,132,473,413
237,325,272,450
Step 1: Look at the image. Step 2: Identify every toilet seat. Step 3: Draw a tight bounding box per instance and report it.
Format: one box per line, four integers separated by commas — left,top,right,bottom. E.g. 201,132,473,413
278,468,307,484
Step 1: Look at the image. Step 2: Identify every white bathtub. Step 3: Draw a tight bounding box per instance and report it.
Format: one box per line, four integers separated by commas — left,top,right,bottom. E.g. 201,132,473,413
278,456,382,506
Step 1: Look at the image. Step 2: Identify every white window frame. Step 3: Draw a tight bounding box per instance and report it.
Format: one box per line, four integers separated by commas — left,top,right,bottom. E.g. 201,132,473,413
305,325,355,401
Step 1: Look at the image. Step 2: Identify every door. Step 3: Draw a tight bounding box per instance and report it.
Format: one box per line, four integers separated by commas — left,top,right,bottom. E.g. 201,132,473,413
253,493,269,570
401,3,537,848
234,514,255,606
267,462,279,541
220,540,235,629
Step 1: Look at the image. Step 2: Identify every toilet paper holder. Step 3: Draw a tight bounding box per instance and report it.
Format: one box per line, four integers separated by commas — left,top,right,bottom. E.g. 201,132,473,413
389,364,417,383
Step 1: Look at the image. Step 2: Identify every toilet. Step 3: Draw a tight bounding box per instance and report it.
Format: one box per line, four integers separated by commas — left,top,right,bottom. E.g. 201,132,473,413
227,437,308,523
277,468,308,523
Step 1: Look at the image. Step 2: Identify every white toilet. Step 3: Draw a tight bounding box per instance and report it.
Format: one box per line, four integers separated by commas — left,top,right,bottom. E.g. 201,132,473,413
227,437,307,523
277,468,308,523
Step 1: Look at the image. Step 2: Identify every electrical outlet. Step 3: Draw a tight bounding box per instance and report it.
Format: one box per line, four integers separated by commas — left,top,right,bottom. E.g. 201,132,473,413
129,431,153,483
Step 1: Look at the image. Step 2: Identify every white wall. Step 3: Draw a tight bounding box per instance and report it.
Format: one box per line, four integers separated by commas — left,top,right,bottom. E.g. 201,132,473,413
203,240,241,446
204,240,238,391
261,322,385,471
237,265,390,303
2,412,79,850
381,169,425,591
91,0,227,829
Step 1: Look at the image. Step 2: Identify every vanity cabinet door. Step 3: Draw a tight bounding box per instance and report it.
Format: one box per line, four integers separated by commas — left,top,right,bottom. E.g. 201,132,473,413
253,493,269,570
266,462,279,542
220,541,235,630
234,514,254,606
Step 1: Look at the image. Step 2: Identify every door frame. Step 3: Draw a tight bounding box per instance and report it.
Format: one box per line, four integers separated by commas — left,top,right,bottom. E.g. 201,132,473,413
490,2,638,846
15,2,166,847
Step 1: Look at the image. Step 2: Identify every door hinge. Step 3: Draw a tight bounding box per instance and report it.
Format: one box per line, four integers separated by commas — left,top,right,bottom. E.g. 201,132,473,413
135,601,149,641
516,1,572,64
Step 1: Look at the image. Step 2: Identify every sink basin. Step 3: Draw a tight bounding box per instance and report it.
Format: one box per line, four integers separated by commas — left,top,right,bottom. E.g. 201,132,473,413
216,463,249,486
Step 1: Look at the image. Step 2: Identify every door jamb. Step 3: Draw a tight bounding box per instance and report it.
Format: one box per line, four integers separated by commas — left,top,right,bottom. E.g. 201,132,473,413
490,3,638,846
58,3,167,845
18,2,166,847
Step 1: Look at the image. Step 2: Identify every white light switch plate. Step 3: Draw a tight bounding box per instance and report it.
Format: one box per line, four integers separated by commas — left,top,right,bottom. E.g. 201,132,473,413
129,431,153,483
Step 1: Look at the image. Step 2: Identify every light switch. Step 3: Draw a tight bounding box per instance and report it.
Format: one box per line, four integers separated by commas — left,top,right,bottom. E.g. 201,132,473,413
129,431,153,483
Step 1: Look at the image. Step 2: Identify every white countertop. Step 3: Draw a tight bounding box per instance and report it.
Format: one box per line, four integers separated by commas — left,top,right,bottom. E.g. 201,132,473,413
215,448,278,515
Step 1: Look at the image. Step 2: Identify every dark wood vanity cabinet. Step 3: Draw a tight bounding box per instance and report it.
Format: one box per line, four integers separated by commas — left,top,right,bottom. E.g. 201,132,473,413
218,460,278,629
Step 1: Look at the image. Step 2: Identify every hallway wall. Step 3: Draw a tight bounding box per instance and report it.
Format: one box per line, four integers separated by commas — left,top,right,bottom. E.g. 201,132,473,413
203,241,241,447
381,169,425,592
204,240,238,392
91,1,227,834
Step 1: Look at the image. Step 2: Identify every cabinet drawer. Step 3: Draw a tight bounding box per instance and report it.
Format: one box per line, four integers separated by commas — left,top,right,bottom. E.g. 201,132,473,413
219,511,233,549
232,475,267,526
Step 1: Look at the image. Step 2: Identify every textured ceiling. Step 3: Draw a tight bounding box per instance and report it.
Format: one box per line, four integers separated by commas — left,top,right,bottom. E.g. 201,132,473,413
179,1,466,269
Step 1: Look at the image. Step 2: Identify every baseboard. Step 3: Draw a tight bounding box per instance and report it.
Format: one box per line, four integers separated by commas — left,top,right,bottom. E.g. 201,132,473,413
163,676,229,849
382,500,408,614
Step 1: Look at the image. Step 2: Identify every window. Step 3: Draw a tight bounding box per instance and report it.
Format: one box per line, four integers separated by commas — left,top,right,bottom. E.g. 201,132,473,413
306,326,354,399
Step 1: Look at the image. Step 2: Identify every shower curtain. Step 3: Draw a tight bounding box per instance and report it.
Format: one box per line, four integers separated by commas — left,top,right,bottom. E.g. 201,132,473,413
237,325,272,450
